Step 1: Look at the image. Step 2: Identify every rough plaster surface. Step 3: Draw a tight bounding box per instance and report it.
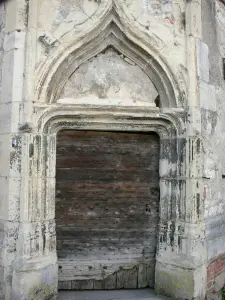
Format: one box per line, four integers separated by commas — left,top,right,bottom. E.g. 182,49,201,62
201,0,225,260
200,1,225,299
0,3,5,102
0,0,225,299
60,48,158,106
36,0,187,98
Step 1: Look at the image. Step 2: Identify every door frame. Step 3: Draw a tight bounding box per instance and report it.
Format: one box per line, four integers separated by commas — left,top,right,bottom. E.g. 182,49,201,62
13,104,198,299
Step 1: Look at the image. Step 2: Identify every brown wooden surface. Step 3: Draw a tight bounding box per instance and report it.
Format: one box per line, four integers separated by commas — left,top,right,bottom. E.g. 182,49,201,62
56,130,160,290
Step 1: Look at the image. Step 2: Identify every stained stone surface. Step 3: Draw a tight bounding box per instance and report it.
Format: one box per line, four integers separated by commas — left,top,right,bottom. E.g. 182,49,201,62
58,289,171,300
60,48,159,105
1,0,225,300
0,3,5,100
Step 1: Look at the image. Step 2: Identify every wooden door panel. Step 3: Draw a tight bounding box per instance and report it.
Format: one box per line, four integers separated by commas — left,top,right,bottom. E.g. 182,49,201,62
56,130,160,290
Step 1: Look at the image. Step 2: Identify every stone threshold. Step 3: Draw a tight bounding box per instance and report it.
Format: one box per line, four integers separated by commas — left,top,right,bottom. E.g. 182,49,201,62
58,288,171,300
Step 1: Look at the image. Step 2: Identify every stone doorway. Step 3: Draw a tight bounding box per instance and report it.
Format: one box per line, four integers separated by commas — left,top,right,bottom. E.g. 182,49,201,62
55,130,160,290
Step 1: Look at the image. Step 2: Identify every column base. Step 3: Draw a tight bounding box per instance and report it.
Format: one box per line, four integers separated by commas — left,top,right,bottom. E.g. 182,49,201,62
155,258,207,300
12,255,58,300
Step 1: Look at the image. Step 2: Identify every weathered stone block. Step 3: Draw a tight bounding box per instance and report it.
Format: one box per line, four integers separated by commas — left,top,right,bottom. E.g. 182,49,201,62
196,39,209,83
155,260,206,300
12,261,58,300
0,103,21,134
199,81,217,112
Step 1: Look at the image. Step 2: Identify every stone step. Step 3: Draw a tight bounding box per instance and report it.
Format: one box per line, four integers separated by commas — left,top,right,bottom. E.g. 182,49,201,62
58,289,171,300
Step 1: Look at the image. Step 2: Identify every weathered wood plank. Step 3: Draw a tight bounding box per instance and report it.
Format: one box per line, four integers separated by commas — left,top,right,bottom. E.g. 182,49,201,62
116,268,125,289
123,267,138,289
93,280,105,290
71,280,94,290
116,267,138,289
138,264,148,288
58,281,72,290
104,273,117,289
147,264,155,288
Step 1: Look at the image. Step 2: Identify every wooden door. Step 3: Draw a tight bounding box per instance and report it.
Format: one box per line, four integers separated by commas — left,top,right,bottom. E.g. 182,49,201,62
56,130,160,290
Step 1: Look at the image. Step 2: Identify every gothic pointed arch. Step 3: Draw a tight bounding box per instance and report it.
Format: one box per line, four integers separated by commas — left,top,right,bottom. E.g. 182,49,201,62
36,9,182,108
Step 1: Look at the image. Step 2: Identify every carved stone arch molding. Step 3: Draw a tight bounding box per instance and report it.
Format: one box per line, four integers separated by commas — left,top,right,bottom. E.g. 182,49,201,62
12,104,189,299
36,8,183,108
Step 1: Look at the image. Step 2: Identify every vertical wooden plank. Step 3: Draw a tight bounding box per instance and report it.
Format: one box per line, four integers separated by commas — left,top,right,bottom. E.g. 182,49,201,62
123,267,138,289
58,281,72,290
147,264,155,288
138,264,148,288
104,273,117,289
93,280,104,290
71,280,94,290
116,269,125,289
116,267,138,289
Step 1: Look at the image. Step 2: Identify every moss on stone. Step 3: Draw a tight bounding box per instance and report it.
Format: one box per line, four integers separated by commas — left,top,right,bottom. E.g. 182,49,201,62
222,285,225,300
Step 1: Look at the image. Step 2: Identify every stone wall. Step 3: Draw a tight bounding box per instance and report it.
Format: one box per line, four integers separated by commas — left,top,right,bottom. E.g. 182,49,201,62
35,0,186,105
0,0,28,299
1,0,225,299
201,0,225,298
0,3,8,298
0,2,5,100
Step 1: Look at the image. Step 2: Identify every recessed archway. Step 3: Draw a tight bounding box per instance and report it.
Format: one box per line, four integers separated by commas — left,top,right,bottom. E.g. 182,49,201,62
29,104,186,298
